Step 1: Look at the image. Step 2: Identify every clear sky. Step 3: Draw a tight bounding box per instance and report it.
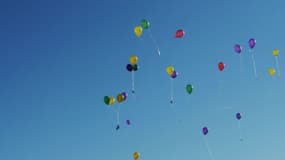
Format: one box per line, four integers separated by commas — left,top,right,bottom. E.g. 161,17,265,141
0,0,285,159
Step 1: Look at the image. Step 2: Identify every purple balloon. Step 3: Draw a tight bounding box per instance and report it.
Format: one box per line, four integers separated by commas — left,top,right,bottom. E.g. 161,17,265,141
126,64,133,72
202,127,208,135
234,44,242,54
121,92,128,101
236,113,242,120
248,38,256,49
171,71,178,78
126,120,131,125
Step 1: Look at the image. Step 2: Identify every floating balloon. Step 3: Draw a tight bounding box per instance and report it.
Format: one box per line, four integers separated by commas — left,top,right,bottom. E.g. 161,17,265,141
236,112,242,120
126,64,133,72
104,96,110,105
133,64,139,71
130,55,138,65
268,67,276,76
116,124,120,130
126,119,131,125
248,38,256,49
133,152,140,160
186,84,193,94
134,26,143,38
202,126,214,159
175,29,185,38
236,112,243,141
234,44,242,54
109,96,115,105
272,49,279,56
171,70,178,78
141,19,150,29
218,62,225,71
203,127,208,135
121,92,128,101
117,94,124,103
272,49,281,77
166,66,174,75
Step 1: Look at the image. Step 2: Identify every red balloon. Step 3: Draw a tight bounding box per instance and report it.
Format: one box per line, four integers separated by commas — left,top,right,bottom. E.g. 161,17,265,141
175,29,185,38
218,62,225,71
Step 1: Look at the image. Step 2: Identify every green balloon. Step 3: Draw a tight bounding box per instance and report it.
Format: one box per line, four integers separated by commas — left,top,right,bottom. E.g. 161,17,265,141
104,96,110,105
141,19,150,29
133,64,139,71
186,84,193,94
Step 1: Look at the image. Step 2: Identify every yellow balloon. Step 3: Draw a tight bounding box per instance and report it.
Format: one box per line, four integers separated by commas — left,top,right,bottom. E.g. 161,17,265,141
272,49,279,56
134,26,143,38
268,67,276,76
166,66,174,75
109,96,115,106
130,55,138,65
117,94,123,103
133,152,140,160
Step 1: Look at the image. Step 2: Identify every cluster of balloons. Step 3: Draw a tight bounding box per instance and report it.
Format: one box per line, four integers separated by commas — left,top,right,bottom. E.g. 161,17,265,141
126,55,139,72
117,92,128,103
234,38,258,78
104,96,116,106
104,92,128,106
104,92,128,130
166,65,178,78
127,55,139,93
134,19,150,38
270,48,280,77
234,38,256,54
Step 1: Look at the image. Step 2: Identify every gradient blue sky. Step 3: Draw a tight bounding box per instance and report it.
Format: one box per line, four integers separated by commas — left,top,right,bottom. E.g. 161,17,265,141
0,0,285,159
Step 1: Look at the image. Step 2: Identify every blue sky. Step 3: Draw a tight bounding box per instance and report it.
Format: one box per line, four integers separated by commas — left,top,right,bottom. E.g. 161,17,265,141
0,0,285,159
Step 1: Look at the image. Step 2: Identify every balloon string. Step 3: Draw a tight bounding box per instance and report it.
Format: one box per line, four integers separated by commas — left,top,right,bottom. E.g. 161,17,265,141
148,29,160,56
275,56,281,77
116,105,120,125
170,78,174,103
239,54,242,74
238,120,243,142
132,71,135,94
204,136,215,160
250,52,258,79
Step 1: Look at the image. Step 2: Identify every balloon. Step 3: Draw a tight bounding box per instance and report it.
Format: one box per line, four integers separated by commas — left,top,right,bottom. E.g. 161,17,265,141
109,96,115,105
171,70,178,78
234,44,242,54
116,124,120,130
117,94,124,103
121,92,128,101
166,66,174,75
104,96,110,105
134,26,143,38
141,19,150,29
175,29,185,38
186,84,193,94
126,119,131,125
130,55,138,65
127,64,133,72
236,113,241,120
272,49,279,56
202,127,208,135
218,62,225,71
268,67,276,76
248,38,256,49
133,64,139,71
133,152,140,160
